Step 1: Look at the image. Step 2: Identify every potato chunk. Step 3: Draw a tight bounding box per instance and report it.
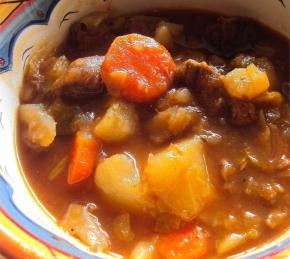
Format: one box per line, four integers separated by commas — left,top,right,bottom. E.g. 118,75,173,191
94,101,138,143
223,64,269,100
156,88,193,111
144,138,214,221
147,106,198,144
95,154,148,212
130,240,158,259
19,104,56,147
155,21,183,49
254,91,283,107
216,233,247,255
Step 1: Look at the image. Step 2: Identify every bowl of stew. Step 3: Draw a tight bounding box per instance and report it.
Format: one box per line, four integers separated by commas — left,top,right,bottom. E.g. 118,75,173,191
0,0,289,258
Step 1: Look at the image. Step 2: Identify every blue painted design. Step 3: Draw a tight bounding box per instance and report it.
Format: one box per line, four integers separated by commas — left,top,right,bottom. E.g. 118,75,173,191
0,0,59,73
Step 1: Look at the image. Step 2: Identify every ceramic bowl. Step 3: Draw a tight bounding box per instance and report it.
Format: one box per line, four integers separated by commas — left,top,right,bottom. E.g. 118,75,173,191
0,0,289,258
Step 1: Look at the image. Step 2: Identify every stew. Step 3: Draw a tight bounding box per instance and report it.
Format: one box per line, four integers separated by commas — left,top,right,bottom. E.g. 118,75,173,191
18,10,290,258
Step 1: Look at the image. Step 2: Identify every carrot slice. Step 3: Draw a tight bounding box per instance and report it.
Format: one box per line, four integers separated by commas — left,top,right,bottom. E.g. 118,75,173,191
156,225,209,259
67,131,102,184
101,33,176,103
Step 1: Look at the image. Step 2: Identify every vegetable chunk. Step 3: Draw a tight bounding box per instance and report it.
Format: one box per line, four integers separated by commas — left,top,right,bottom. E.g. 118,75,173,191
155,21,183,49
113,213,135,241
156,225,209,259
61,203,110,251
68,131,101,184
53,55,104,100
147,106,197,143
94,100,138,143
101,33,175,102
19,104,56,147
130,240,158,259
156,88,193,111
144,138,214,220
216,233,247,255
95,154,148,212
223,64,269,100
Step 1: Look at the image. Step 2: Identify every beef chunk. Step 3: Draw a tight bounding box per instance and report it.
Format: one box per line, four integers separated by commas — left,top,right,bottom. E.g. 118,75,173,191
53,55,104,101
230,100,257,126
176,59,263,123
22,54,104,103
175,59,223,88
230,54,255,69
203,17,258,57
175,59,227,114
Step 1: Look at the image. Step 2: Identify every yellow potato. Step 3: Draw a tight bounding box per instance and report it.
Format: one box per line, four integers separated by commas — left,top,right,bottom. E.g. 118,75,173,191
95,154,149,212
94,101,138,143
144,138,214,221
147,106,197,144
253,91,283,107
130,240,158,259
223,64,269,100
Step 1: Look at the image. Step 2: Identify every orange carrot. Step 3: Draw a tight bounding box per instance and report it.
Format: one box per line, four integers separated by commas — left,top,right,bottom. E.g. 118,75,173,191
67,131,102,184
156,225,209,259
101,33,176,103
